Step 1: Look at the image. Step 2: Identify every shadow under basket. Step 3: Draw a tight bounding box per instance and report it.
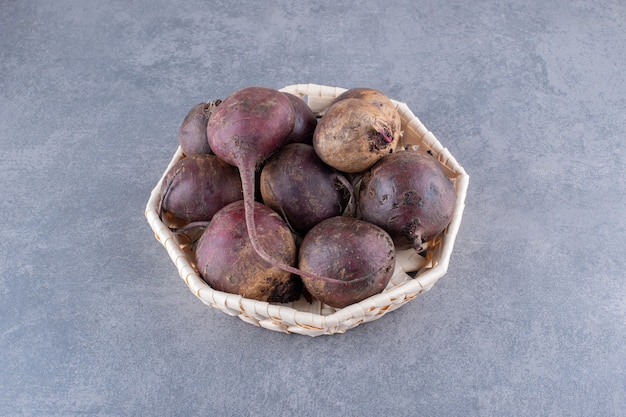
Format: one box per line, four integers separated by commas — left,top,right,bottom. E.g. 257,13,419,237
145,83,470,336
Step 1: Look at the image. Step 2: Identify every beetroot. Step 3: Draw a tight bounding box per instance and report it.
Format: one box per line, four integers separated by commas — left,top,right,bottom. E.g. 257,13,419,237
358,148,457,250
178,100,221,155
283,92,317,144
298,216,395,308
195,201,301,303
312,97,400,173
331,87,401,136
259,143,354,235
158,153,242,224
206,86,295,266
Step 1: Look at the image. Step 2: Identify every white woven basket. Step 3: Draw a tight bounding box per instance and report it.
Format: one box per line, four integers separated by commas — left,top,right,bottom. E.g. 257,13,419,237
145,83,469,336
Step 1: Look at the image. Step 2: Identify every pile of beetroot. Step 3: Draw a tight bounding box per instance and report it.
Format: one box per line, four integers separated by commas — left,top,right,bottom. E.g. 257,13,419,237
158,86,456,309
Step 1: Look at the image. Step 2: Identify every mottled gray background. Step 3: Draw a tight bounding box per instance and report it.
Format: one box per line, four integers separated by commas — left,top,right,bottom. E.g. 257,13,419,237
1,0,625,416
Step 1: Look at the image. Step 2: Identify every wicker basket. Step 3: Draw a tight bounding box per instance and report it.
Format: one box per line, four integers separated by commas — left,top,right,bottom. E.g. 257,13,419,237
145,83,469,336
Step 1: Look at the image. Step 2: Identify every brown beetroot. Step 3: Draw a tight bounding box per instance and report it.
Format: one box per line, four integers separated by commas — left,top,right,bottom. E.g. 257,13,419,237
358,149,457,250
195,200,301,303
178,100,221,155
312,98,400,173
332,87,402,137
298,217,395,308
158,154,242,224
259,143,354,235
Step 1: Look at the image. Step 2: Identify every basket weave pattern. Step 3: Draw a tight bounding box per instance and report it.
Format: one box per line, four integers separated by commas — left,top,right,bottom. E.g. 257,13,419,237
145,83,469,336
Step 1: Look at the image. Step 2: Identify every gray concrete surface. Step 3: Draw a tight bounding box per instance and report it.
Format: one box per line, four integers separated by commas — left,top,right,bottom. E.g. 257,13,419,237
1,0,625,416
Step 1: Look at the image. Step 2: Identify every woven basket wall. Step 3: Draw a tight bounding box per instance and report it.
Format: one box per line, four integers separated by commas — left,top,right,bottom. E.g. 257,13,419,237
145,83,469,336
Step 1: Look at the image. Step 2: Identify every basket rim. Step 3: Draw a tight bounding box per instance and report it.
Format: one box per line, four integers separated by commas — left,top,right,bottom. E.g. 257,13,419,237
145,83,469,336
